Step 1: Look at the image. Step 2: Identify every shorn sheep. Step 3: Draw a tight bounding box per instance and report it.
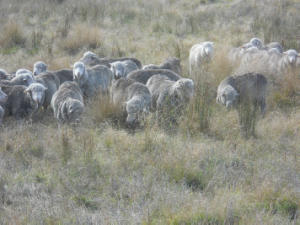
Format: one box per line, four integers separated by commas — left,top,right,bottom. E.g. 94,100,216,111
0,87,8,126
146,75,194,115
143,57,182,75
51,81,84,123
189,41,214,74
0,83,47,122
110,77,151,124
127,69,181,85
110,60,139,80
216,73,268,136
72,62,113,98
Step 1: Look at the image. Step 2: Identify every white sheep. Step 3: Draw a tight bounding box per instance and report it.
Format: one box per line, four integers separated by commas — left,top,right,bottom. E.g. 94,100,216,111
142,57,182,75
72,61,113,98
110,60,139,80
189,42,214,73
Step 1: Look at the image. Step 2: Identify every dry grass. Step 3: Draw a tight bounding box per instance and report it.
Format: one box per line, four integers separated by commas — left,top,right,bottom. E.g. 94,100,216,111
0,0,299,223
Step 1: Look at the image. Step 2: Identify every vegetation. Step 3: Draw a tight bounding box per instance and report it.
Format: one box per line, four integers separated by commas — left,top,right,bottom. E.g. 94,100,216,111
0,0,299,223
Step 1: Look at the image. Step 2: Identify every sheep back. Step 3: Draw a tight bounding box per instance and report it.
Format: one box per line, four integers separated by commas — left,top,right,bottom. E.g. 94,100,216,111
127,69,181,85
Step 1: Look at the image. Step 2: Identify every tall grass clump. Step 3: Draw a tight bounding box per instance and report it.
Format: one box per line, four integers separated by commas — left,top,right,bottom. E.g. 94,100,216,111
57,24,104,55
0,23,26,53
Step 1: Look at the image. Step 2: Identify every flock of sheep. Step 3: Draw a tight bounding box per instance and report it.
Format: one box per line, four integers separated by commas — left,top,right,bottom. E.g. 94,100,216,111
0,37,299,130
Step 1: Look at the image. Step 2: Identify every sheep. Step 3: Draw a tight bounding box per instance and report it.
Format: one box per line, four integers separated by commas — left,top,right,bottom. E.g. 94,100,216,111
216,73,268,117
110,77,151,124
0,69,14,80
267,48,280,54
51,81,84,123
0,87,8,126
0,83,47,122
33,61,49,76
15,69,36,82
189,41,214,73
110,60,139,80
146,75,194,115
79,51,143,69
72,61,113,98
228,43,255,66
216,73,268,136
143,57,182,75
35,72,61,111
0,73,35,87
250,38,284,53
237,49,299,82
127,69,181,85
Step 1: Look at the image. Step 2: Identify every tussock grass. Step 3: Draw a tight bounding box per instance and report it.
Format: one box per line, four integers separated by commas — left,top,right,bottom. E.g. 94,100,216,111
0,0,299,223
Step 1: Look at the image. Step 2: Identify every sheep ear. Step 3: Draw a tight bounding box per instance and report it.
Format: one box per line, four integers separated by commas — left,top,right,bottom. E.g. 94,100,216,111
24,87,31,93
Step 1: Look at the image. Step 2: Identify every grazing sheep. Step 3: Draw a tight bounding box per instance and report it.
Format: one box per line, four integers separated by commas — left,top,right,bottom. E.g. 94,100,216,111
189,41,214,73
216,73,268,117
35,72,61,111
72,62,113,98
0,87,8,126
33,61,49,76
110,60,139,80
127,69,181,85
143,57,182,75
0,83,47,122
0,73,35,87
110,78,151,124
51,81,84,123
80,51,143,69
146,75,194,114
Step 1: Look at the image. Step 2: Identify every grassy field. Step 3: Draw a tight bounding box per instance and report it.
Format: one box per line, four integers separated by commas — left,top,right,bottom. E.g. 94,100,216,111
0,0,299,223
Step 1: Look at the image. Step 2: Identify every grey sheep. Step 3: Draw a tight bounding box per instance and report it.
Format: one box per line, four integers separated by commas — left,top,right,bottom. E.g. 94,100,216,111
0,69,15,80
35,72,61,111
16,69,36,82
0,87,8,126
51,81,84,123
250,38,284,53
127,69,181,85
0,83,47,122
146,75,194,114
72,61,113,98
189,41,214,73
110,60,139,80
32,61,73,84
216,73,268,117
142,57,182,75
0,73,35,87
33,61,49,76
79,51,143,69
110,77,151,123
